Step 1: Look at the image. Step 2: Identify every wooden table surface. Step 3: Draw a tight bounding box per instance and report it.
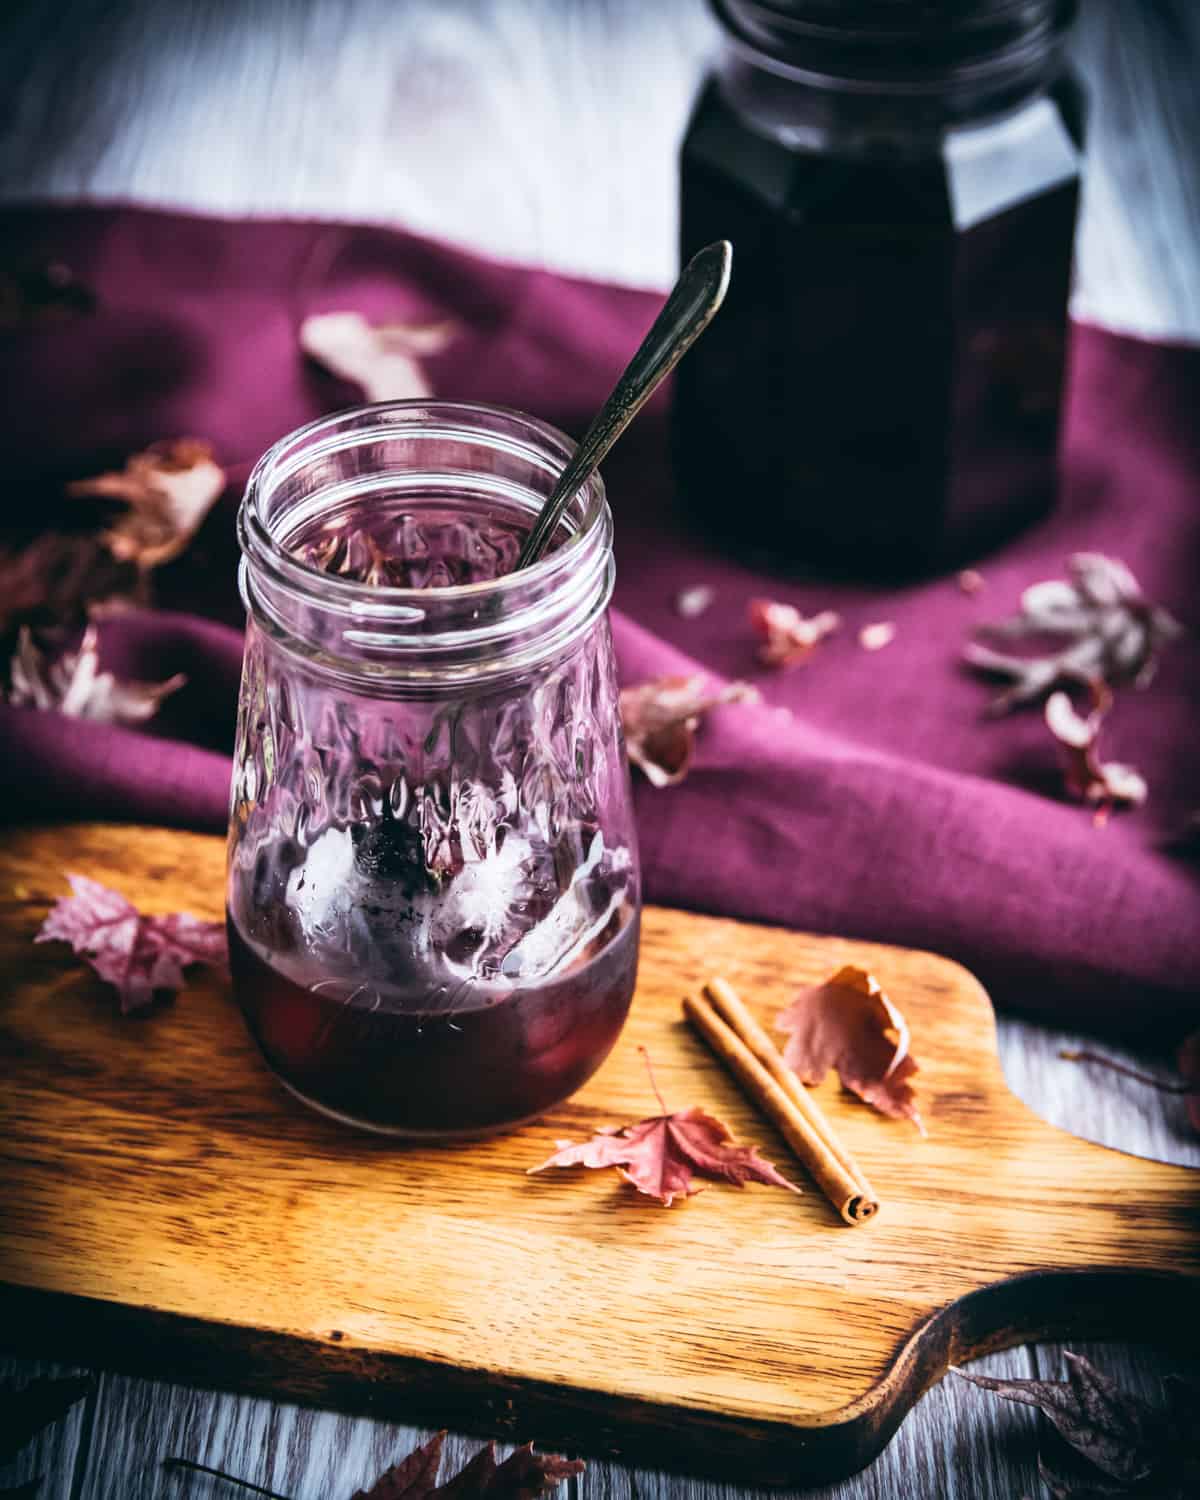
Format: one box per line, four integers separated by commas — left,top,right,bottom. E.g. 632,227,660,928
2,2,1198,1496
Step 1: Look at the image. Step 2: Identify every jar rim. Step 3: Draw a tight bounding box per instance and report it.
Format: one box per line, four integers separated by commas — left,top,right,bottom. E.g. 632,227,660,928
236,400,615,688
239,398,605,613
712,0,1074,119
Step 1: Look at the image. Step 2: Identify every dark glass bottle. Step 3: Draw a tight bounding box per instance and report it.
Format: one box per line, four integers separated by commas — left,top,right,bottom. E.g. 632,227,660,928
676,0,1084,575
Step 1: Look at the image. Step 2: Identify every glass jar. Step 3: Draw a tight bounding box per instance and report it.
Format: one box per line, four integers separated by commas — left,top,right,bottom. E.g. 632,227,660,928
675,0,1085,575
227,403,641,1137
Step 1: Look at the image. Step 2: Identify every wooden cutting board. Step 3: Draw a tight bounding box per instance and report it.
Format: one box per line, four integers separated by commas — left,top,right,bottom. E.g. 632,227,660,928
1,824,1197,1486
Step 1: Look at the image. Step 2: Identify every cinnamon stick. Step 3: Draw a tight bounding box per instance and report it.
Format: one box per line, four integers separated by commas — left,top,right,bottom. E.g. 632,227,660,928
683,984,879,1225
703,977,873,1190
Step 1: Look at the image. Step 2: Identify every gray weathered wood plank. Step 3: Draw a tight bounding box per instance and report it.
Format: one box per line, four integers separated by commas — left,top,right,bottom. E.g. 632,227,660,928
0,1356,94,1500
5,1348,1044,1500
582,1349,1044,1500
78,1374,426,1499
997,1018,1200,1168
1070,0,1200,338
77,1376,531,1500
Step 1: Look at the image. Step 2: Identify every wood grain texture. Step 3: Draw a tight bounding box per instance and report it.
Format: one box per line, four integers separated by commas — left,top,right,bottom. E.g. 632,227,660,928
2,824,1197,1487
10,1342,1200,1500
16,1347,1042,1500
584,1347,1047,1500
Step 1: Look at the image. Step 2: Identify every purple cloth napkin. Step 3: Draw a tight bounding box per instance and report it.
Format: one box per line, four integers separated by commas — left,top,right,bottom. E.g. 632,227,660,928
3,204,1197,1034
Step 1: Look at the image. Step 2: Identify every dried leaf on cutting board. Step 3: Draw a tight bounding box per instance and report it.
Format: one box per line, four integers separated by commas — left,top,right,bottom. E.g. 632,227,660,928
36,873,228,1013
530,1049,800,1205
776,965,924,1132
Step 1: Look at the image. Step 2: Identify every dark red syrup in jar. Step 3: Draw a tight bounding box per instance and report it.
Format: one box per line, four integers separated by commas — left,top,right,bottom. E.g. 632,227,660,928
227,902,638,1135
228,494,638,1135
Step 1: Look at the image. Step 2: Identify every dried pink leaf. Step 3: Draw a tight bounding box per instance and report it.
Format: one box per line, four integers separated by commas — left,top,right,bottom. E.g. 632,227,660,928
531,1109,800,1206
530,1051,799,1206
675,584,715,619
67,438,226,571
7,625,185,725
618,673,758,788
966,553,1181,711
776,965,924,1132
858,621,895,651
36,874,228,1012
1045,688,1146,825
301,312,456,402
749,598,840,669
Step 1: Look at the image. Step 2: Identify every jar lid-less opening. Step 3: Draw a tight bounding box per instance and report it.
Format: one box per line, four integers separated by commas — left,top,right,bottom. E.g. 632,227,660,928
714,0,1075,126
238,401,614,690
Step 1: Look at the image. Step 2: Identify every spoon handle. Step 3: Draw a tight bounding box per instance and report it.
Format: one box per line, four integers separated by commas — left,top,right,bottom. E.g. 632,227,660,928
515,239,732,570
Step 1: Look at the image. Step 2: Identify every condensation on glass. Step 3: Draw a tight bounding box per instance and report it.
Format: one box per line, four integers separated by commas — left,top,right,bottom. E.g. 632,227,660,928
228,403,641,1136
676,0,1085,575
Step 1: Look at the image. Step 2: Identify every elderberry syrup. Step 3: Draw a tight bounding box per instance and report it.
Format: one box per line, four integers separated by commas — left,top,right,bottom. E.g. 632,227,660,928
228,403,640,1136
676,0,1085,575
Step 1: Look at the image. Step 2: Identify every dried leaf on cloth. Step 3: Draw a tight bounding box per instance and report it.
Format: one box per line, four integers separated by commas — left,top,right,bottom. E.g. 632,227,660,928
530,1049,800,1206
749,598,840,668
675,584,715,619
66,438,226,571
36,873,228,1013
957,568,985,596
965,553,1181,712
1045,688,1146,825
618,673,758,787
776,965,924,1132
7,626,185,725
961,1351,1199,1497
0,532,140,638
858,621,895,651
301,312,456,401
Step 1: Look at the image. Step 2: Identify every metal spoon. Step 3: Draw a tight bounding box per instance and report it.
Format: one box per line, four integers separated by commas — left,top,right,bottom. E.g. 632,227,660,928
514,239,732,570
